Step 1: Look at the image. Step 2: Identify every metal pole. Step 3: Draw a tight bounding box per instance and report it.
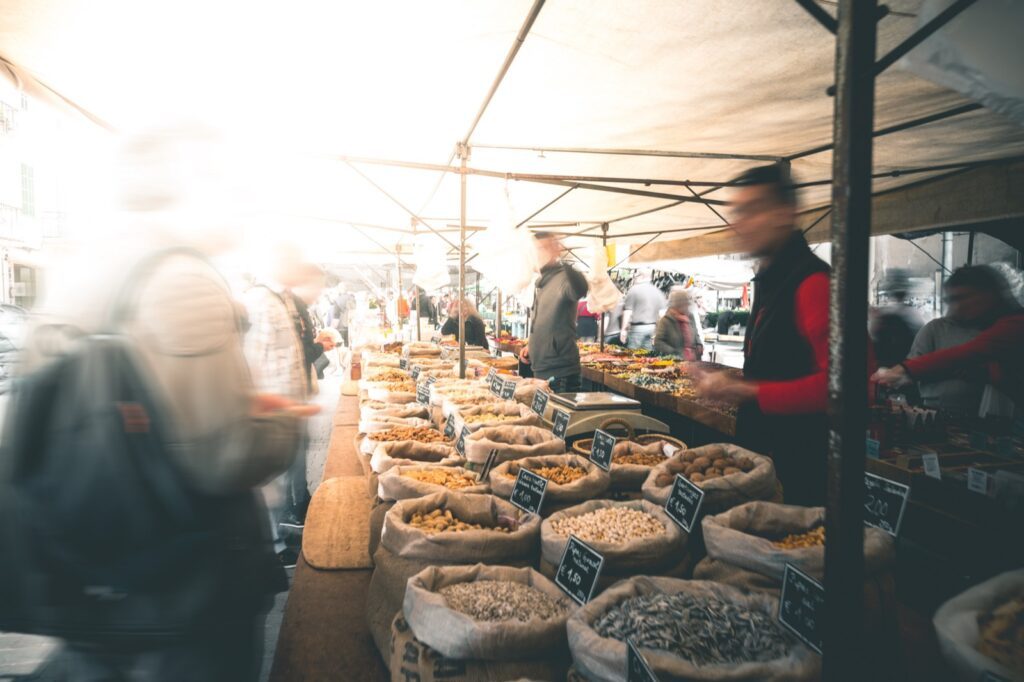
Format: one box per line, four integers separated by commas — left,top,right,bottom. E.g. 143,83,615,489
413,221,422,341
967,230,975,266
496,288,503,353
396,244,403,336
458,144,468,378
825,0,875,678
599,224,608,352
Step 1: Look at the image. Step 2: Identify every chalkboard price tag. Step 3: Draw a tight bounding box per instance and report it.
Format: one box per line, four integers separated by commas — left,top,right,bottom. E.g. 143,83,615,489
865,432,881,459
455,426,470,457
500,378,516,400
627,639,659,682
443,417,456,439
551,408,571,441
664,473,705,532
531,389,549,417
589,429,615,472
967,467,990,495
399,357,408,370
969,431,989,451
478,449,499,483
863,472,909,537
411,365,422,381
509,468,548,515
921,452,941,480
486,367,497,383
490,374,504,397
416,384,430,406
427,376,438,386
554,535,604,606
778,564,824,655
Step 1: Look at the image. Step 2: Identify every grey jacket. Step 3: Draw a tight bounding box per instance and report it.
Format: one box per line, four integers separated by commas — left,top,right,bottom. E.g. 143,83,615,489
529,262,589,379
653,312,702,358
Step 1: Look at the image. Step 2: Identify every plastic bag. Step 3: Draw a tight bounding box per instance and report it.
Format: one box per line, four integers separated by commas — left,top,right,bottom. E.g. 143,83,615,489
584,245,623,314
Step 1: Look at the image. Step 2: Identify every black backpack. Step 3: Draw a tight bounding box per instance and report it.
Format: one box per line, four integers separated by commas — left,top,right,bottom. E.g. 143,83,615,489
0,253,253,642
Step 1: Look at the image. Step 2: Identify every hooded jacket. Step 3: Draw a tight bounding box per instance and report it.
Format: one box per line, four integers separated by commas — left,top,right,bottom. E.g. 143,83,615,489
529,262,589,379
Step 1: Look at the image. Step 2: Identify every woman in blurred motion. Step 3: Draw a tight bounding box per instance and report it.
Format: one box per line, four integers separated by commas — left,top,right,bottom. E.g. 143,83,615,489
439,297,488,348
654,287,703,360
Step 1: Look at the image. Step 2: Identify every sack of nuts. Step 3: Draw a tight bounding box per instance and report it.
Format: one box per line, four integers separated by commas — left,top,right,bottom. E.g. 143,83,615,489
488,454,610,515
361,425,450,455
360,401,430,422
464,425,565,466
358,415,433,435
370,441,463,475
453,402,542,433
607,439,679,492
378,464,489,503
641,443,779,514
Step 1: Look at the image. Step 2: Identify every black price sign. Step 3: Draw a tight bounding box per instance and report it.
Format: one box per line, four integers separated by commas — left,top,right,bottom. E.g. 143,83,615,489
399,357,408,370
554,535,604,605
486,367,497,383
664,473,705,532
416,384,430,405
443,417,456,439
627,640,659,682
778,563,824,655
589,429,615,471
531,390,549,417
427,376,437,386
551,408,571,441
411,365,422,381
455,425,470,457
478,449,499,483
490,374,504,397
500,378,516,400
863,472,909,537
509,468,547,515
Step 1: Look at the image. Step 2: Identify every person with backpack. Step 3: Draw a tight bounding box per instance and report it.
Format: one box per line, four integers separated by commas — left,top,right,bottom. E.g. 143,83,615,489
0,126,312,681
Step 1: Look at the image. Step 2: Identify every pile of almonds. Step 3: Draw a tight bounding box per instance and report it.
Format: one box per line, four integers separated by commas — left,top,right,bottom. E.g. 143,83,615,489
503,465,587,486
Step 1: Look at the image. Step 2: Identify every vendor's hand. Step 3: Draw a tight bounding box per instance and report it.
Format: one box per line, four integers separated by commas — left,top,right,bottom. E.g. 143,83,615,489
872,365,911,388
619,329,628,344
694,370,758,404
252,394,321,418
519,346,530,364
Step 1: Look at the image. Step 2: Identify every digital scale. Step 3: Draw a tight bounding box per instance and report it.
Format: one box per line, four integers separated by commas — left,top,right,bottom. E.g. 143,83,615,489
540,392,669,439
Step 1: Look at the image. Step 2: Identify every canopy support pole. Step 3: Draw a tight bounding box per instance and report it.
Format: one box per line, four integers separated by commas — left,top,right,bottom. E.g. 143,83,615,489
824,0,875,677
495,288,502,354
458,143,469,379
470,143,784,163
599,223,608,352
413,221,421,341
396,244,404,335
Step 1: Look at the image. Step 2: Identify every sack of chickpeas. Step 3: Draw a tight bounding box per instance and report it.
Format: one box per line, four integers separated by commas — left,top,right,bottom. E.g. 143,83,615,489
464,425,565,466
378,464,489,503
488,455,610,516
369,440,463,475
538,500,688,594
454,402,542,433
641,443,779,514
694,501,894,595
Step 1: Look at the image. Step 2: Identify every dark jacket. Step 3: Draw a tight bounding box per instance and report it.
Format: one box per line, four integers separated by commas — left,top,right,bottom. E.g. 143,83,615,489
739,232,831,506
440,314,488,348
653,312,701,357
529,262,589,379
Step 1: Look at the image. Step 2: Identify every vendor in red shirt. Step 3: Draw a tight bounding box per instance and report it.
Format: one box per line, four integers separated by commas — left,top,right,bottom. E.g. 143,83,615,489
696,164,835,506
874,265,1024,407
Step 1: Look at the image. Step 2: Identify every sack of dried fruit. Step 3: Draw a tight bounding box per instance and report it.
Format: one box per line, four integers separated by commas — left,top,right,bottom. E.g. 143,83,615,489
605,439,679,492
403,564,573,661
933,568,1024,681
370,441,463,475
567,576,820,682
454,402,542,433
539,500,688,593
695,502,894,594
360,401,430,422
389,612,571,682
489,454,610,515
642,443,778,514
378,464,489,502
361,424,450,456
464,425,565,466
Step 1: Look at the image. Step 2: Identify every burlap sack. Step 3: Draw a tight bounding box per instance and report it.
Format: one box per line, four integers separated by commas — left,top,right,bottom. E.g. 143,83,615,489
607,440,676,492
381,492,541,562
696,502,895,590
933,568,1024,682
367,386,418,404
389,614,571,682
378,464,489,503
442,394,507,418
489,455,610,515
358,415,432,434
360,402,430,421
567,576,821,682
403,564,572,660
642,444,778,514
513,378,551,406
430,380,491,407
539,500,688,585
454,402,542,433
464,425,565,466
369,500,393,560
370,441,463,475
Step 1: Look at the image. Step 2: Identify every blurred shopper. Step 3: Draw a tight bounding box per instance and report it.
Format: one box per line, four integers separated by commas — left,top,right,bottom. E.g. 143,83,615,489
292,263,336,382
1,126,308,681
876,265,1024,408
620,270,666,350
695,164,874,506
603,298,626,347
326,283,353,346
440,297,488,348
520,232,589,392
415,286,437,327
871,270,923,367
244,245,314,566
576,299,600,342
654,288,703,360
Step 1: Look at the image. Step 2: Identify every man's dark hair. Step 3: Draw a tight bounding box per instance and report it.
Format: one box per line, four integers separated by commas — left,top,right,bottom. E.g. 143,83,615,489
732,164,797,207
946,264,1019,311
533,231,554,240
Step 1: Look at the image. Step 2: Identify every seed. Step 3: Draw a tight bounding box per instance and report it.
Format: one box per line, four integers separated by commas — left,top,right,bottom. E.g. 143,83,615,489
439,580,569,622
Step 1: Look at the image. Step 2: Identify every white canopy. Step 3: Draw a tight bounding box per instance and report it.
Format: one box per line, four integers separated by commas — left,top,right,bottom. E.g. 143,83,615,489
1,0,1022,266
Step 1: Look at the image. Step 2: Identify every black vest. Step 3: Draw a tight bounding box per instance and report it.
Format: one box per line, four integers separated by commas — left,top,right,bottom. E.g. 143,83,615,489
738,232,831,506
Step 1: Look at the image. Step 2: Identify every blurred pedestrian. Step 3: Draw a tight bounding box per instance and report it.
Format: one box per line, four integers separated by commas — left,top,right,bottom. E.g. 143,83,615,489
654,288,703,360
440,297,488,348
871,270,923,367
619,270,666,350
576,299,600,342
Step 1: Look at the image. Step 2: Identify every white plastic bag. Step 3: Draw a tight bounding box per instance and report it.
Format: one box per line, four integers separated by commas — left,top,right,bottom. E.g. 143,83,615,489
585,245,622,314
413,238,451,293
471,186,539,297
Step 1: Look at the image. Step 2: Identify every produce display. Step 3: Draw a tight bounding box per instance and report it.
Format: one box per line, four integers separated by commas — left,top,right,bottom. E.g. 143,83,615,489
408,508,512,534
401,468,481,491
653,444,755,485
379,381,416,393
593,592,792,666
438,580,569,623
976,594,1024,675
367,426,448,444
501,464,588,486
463,412,523,424
772,525,826,549
549,507,664,544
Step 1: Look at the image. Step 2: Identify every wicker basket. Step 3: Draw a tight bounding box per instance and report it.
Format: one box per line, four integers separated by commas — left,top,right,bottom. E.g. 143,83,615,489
571,417,686,456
